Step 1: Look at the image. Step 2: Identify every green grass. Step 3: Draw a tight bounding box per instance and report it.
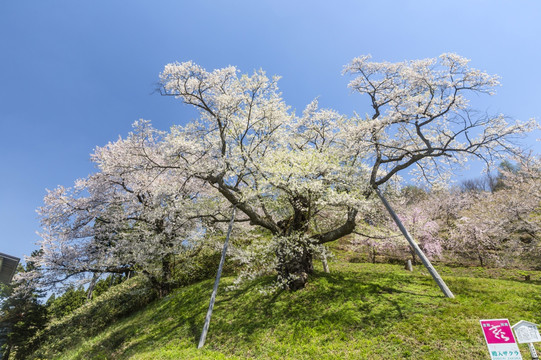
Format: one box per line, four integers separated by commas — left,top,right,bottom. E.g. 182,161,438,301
32,261,541,359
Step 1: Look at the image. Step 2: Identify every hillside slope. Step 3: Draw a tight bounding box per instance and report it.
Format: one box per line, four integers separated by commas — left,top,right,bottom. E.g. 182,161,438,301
31,262,541,359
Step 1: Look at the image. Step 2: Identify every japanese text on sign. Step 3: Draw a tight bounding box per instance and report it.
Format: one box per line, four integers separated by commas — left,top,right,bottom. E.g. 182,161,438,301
480,319,522,360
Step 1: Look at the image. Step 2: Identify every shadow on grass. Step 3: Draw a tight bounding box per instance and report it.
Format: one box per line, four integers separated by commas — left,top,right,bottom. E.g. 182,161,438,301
75,269,449,359
203,270,445,350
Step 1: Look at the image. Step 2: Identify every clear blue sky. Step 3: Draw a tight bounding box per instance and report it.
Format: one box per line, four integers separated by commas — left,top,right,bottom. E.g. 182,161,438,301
1,1,540,262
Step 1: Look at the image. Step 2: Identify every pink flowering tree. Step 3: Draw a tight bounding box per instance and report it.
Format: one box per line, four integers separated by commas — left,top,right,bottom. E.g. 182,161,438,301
398,206,442,264
351,190,442,265
29,122,215,295
450,157,541,267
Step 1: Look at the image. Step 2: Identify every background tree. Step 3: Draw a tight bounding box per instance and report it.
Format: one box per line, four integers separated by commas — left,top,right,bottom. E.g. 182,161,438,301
351,186,442,265
46,285,87,320
450,157,541,267
30,122,212,296
397,205,442,265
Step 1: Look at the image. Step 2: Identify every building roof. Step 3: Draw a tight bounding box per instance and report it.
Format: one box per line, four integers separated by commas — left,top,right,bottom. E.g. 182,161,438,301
512,320,540,329
0,252,20,285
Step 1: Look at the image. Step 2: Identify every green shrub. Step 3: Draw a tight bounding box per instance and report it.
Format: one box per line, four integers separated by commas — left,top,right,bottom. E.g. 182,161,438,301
30,276,157,359
47,286,87,320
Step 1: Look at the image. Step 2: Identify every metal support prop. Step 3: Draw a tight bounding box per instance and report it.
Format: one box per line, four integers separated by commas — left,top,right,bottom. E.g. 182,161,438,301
375,188,455,299
198,206,237,349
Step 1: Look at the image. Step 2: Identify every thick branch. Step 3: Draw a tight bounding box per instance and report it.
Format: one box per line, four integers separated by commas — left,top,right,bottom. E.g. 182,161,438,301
314,208,358,244
207,174,281,234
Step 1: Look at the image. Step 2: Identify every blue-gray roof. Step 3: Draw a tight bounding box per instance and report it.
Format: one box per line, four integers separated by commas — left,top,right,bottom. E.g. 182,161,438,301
0,252,20,285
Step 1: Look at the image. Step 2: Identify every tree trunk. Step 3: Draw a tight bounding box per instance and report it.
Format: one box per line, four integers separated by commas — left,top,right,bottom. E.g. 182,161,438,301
275,241,314,290
160,255,173,296
478,252,484,267
409,247,417,265
274,196,315,290
86,272,100,300
4,345,12,360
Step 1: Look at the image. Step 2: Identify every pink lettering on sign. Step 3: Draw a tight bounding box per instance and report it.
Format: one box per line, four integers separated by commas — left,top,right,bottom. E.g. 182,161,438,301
480,319,516,344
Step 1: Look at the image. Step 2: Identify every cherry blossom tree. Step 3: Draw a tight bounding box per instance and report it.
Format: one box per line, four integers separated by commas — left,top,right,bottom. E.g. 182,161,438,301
398,206,442,264
156,55,536,291
31,122,212,295
343,53,537,297
344,53,536,186
31,54,537,295
449,192,501,267
351,188,442,265
450,157,541,267
159,63,373,289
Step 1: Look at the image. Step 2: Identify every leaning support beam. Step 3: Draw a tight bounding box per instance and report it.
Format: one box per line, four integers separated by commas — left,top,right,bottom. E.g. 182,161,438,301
375,188,455,299
198,206,237,349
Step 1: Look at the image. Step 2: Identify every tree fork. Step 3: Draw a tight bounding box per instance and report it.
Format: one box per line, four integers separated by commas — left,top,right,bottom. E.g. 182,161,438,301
375,187,455,299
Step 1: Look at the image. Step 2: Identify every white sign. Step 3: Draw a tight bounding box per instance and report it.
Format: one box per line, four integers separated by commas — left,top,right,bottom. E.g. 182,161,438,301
512,320,541,344
481,319,523,360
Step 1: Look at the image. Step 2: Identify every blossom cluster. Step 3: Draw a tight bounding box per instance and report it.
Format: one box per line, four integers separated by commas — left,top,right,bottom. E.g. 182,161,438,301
22,53,536,293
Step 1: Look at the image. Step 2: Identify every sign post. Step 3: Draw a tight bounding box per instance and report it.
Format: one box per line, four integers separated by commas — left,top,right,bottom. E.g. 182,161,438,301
480,319,523,360
512,320,541,360
527,344,539,360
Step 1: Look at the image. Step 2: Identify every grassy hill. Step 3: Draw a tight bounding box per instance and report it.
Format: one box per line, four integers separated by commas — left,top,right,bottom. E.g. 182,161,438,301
29,259,541,359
